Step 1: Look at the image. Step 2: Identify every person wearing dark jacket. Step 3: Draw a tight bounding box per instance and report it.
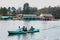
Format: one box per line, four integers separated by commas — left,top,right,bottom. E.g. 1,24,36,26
22,26,27,31
30,26,34,30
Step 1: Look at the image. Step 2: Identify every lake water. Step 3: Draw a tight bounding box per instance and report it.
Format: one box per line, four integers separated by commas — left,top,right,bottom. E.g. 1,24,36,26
0,20,60,40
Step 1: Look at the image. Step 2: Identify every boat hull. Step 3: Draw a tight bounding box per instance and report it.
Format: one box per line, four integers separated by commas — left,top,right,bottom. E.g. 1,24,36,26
8,28,39,35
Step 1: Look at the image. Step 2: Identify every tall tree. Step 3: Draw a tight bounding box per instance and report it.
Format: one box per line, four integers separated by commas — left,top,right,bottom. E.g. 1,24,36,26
23,3,30,14
11,7,16,15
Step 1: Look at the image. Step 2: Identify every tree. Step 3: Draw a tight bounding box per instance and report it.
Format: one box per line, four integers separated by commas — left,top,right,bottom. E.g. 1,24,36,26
36,6,60,19
23,3,30,14
0,7,7,16
29,7,37,14
16,7,22,13
8,7,11,11
11,7,16,15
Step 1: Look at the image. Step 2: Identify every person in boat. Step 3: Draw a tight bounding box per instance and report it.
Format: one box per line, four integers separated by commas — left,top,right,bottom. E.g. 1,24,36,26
25,27,27,31
18,26,21,31
18,26,20,29
22,26,27,31
30,26,34,30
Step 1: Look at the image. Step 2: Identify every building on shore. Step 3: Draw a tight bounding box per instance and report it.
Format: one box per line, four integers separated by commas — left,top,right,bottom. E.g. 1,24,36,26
15,14,22,20
21,14,40,20
40,13,54,20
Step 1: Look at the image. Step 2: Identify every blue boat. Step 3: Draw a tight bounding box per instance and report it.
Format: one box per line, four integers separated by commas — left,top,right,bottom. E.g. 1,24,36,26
8,28,39,35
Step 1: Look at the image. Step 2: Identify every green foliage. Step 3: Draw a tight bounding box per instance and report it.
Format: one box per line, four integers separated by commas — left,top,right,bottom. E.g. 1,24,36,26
0,3,38,16
29,7,37,14
36,6,60,19
8,7,11,11
23,3,38,14
23,3,30,14
0,7,7,16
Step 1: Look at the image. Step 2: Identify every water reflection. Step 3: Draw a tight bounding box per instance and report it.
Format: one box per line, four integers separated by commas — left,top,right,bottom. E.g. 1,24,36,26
22,33,35,40
17,35,21,40
29,33,34,40
8,33,35,40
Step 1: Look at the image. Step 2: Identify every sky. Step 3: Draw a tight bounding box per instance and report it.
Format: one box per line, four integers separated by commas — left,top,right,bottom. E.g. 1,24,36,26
0,0,60,9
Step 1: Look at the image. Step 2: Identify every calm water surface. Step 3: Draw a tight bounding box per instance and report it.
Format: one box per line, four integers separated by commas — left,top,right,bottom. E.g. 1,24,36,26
0,20,60,40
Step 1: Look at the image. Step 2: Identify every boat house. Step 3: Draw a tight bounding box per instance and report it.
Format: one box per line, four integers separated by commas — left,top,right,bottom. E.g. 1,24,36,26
21,14,40,20
40,13,54,20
